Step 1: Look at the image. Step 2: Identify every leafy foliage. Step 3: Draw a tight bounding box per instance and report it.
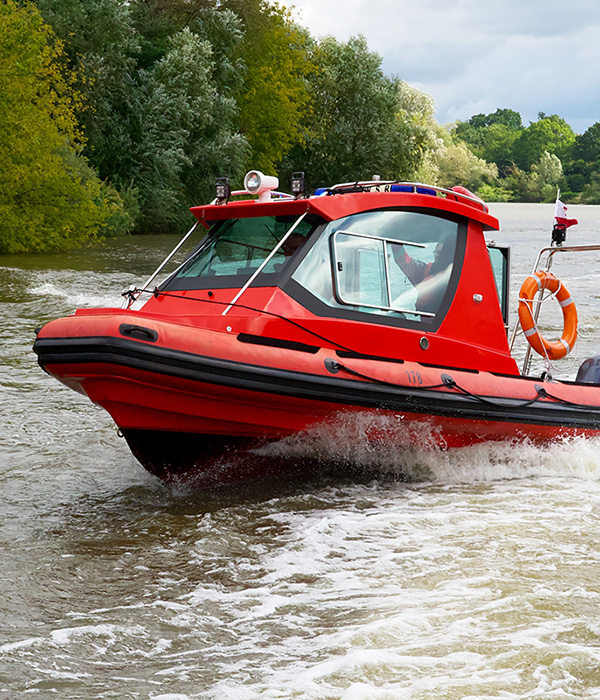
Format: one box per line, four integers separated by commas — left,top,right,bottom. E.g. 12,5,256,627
288,36,438,188
465,108,522,131
451,110,598,202
0,0,128,254
578,173,600,204
512,115,575,170
453,110,522,175
35,0,249,232
8,0,599,255
502,152,563,202
134,26,249,229
435,141,498,191
34,0,142,184
225,0,314,174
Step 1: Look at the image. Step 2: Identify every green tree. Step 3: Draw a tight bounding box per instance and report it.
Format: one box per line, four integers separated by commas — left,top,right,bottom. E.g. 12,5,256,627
477,123,520,174
534,151,563,200
37,0,249,231
0,0,126,254
486,108,522,130
223,0,314,174
290,35,437,188
502,166,539,202
453,108,522,174
395,81,441,182
134,26,249,230
458,108,522,132
572,122,600,162
562,122,600,194
502,152,563,202
34,0,142,184
564,159,593,193
578,172,600,203
512,115,575,170
435,141,498,192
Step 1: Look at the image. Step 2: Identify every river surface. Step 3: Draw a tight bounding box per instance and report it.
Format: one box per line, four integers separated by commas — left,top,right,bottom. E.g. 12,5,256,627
2,203,600,699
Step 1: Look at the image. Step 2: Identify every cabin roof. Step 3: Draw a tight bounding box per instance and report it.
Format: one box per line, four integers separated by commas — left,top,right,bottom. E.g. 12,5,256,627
190,186,500,232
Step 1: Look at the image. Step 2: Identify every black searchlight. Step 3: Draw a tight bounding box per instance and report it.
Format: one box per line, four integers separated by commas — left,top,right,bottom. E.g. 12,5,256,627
291,171,305,197
215,177,231,203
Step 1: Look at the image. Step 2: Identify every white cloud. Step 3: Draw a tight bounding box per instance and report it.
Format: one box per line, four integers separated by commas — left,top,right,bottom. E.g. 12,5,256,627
281,0,600,132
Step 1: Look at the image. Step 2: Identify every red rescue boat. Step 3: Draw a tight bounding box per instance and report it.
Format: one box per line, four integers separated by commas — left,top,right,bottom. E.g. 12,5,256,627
33,172,600,484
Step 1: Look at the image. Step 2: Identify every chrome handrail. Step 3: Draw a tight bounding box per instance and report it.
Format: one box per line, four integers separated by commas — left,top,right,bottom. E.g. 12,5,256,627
510,244,600,375
325,180,489,213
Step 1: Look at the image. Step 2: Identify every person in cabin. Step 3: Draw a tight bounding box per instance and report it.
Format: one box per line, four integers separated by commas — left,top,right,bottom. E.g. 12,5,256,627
281,232,306,257
392,234,455,315
272,232,307,272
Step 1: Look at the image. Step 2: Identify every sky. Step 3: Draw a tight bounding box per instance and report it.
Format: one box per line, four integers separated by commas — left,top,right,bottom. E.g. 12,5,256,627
280,0,600,133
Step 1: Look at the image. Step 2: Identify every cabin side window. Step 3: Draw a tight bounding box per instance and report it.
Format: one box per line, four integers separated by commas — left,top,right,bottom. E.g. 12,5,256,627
292,210,461,323
487,244,510,326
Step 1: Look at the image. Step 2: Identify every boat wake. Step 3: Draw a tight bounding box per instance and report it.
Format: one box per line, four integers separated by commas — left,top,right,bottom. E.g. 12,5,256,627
29,282,120,309
253,411,600,485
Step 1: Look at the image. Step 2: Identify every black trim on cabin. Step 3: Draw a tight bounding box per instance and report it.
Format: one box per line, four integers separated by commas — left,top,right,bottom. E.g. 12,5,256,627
282,218,468,334
159,207,469,335
33,335,600,431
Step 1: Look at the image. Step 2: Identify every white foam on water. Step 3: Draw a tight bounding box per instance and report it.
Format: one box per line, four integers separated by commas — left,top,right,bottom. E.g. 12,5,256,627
28,282,120,308
49,623,146,647
406,435,600,484
341,683,387,700
255,411,600,485
6,440,599,699
169,452,600,699
0,637,45,653
0,623,147,660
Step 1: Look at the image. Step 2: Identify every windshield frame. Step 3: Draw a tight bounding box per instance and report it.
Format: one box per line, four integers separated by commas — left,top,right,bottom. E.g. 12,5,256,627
160,213,326,292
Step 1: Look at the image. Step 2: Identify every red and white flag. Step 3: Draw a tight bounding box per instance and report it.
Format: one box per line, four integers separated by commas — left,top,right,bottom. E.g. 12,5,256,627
554,196,578,228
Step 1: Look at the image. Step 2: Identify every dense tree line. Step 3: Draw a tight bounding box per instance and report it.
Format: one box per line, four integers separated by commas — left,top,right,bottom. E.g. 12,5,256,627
1,0,446,253
0,0,130,253
451,108,600,203
2,0,597,254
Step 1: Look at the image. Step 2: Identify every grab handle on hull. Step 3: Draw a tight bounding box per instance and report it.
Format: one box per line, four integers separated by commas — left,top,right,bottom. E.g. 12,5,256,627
119,324,159,343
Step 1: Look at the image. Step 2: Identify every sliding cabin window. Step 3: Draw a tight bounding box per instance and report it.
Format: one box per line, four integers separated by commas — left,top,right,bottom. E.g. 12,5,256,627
487,243,510,327
292,209,461,323
163,215,321,291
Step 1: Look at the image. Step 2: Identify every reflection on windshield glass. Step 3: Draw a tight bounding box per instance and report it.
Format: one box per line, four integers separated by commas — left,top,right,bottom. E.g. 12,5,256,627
168,215,317,287
390,234,456,314
293,210,459,321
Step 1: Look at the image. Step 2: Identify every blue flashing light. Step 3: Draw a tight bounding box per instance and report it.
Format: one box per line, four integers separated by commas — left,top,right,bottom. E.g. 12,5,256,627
390,184,437,196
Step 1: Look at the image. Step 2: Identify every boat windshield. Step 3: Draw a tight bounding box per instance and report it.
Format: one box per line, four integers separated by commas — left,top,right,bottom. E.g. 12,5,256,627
292,209,462,323
163,215,321,290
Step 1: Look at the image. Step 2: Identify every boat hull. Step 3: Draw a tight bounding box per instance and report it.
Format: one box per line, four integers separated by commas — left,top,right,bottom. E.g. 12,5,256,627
33,312,600,484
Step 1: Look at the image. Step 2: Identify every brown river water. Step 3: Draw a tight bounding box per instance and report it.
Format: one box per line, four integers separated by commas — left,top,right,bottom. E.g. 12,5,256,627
1,203,600,699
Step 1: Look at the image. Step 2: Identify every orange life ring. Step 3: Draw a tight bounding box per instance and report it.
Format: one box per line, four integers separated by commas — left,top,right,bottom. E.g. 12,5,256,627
518,270,578,360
